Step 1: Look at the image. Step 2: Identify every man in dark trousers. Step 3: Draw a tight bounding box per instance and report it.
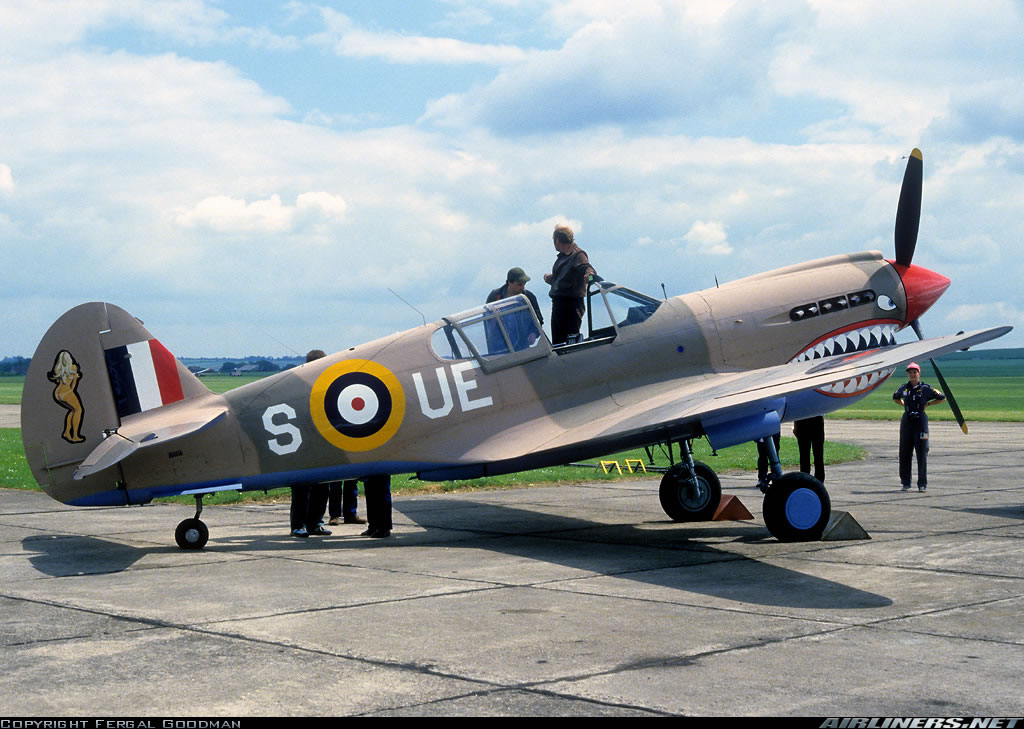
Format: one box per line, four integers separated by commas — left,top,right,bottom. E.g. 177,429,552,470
892,362,946,492
543,224,596,345
793,416,826,482
289,348,335,537
327,480,365,526
362,474,393,538
290,482,331,538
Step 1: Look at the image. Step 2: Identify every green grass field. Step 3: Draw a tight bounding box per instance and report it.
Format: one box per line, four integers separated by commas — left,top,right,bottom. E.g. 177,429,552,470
829,359,1024,421
0,377,24,405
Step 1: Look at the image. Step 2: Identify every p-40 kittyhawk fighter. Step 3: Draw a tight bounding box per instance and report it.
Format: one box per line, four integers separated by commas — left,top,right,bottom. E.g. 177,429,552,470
22,149,1011,548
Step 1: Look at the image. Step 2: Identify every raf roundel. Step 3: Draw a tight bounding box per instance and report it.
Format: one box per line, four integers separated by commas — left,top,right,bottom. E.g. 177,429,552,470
310,360,405,451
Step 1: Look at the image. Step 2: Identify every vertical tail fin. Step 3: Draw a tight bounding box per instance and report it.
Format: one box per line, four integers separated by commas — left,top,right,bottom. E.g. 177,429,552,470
21,302,211,505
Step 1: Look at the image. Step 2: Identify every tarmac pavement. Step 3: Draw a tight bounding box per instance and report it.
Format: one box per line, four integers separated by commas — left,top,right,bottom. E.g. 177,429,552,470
1,419,1022,717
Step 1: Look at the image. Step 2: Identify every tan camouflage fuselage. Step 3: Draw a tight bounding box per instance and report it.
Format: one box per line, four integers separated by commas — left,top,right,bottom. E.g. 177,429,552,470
24,250,999,508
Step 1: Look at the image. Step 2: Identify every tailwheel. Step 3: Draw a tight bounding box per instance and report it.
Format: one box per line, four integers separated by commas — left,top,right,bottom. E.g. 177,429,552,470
175,518,209,550
659,460,721,522
762,472,830,542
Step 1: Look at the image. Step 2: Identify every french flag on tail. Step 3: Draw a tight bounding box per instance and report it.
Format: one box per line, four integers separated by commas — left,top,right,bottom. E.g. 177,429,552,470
105,339,185,418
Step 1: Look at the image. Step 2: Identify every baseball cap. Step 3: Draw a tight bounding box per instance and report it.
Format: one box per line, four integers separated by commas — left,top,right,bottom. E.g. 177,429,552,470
507,267,530,283
906,362,921,371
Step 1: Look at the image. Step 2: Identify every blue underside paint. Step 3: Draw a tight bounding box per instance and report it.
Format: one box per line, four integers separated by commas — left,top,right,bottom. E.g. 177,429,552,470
702,400,784,450
785,488,823,530
66,459,459,507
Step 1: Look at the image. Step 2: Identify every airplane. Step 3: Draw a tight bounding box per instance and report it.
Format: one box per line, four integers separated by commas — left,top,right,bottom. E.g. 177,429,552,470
20,149,1011,549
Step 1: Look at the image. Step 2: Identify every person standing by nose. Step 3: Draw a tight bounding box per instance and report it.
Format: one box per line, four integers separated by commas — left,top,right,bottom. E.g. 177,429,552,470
893,362,946,492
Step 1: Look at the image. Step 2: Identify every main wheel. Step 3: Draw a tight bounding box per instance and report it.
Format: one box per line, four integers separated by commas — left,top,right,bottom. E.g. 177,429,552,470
175,518,209,550
762,472,830,542
659,460,721,522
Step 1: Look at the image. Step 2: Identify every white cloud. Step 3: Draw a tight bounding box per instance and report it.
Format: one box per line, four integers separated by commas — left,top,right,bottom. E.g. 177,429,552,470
946,302,1024,325
0,165,12,193
423,2,808,133
682,220,733,256
296,191,347,220
510,215,584,242
175,192,346,233
313,8,529,65
0,0,297,54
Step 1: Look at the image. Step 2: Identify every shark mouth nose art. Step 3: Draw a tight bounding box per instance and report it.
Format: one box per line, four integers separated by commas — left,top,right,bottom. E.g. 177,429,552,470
815,367,896,396
789,319,901,398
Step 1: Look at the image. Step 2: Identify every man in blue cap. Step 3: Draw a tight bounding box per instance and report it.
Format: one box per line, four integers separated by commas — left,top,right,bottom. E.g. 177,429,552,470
892,362,946,492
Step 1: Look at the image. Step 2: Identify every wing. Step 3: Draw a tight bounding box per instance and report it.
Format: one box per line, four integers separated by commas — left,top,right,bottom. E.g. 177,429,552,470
538,326,1011,452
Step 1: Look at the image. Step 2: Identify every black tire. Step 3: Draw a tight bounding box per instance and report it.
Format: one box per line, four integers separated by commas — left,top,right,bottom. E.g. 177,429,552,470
762,472,830,542
659,461,722,522
175,518,209,550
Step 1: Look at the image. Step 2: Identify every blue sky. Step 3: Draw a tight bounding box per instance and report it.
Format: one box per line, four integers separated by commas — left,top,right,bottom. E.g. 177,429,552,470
2,0,1022,357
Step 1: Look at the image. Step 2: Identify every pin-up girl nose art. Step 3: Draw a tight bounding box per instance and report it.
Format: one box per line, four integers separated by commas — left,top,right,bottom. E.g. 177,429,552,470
47,350,86,443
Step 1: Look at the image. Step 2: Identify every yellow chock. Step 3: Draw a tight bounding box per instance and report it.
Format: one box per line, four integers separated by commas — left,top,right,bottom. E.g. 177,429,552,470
712,494,754,521
599,460,622,475
623,459,647,474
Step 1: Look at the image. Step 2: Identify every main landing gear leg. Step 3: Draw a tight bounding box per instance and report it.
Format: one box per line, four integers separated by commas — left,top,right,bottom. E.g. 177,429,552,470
757,436,831,542
175,494,210,550
756,435,784,493
659,439,722,522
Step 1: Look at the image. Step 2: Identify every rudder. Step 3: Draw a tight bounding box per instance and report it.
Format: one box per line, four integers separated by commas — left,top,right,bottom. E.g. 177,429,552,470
21,302,211,505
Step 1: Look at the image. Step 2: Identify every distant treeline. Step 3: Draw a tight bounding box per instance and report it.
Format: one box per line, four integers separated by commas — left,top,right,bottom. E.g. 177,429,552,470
940,347,1024,360
0,357,30,376
180,356,304,374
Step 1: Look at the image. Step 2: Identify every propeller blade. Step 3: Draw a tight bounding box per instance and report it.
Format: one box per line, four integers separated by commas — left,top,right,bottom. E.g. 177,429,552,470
895,148,923,267
929,356,968,434
909,318,968,434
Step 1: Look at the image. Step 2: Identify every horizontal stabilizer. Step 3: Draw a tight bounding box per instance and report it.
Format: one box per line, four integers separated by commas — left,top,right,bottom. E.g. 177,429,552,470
74,402,227,480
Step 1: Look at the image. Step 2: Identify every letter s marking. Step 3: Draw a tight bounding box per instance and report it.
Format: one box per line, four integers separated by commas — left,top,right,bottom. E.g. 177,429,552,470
263,404,302,455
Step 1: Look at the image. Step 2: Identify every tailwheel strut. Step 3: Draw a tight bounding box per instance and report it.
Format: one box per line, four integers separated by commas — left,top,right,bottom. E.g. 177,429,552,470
175,494,209,550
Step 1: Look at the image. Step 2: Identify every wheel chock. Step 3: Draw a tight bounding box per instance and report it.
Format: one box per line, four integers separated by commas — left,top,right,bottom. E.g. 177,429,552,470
624,459,647,474
712,494,754,521
820,510,870,541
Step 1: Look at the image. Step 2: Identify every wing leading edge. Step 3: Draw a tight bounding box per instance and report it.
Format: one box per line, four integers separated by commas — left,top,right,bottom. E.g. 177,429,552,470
538,326,1012,453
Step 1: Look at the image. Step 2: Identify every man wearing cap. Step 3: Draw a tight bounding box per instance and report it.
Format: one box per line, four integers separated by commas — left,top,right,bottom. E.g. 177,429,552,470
487,267,544,326
543,224,596,345
892,362,946,492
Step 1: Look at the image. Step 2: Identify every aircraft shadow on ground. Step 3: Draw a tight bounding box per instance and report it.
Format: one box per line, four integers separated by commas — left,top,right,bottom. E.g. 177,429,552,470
392,499,893,611
21,534,151,577
937,504,1024,520
20,500,892,610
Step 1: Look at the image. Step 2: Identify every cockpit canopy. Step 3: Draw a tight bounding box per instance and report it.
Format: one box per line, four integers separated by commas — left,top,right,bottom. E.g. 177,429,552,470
431,295,547,372
430,282,662,373
586,281,661,339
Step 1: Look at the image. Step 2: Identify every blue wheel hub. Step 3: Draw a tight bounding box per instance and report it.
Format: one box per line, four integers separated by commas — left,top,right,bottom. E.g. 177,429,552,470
785,488,823,530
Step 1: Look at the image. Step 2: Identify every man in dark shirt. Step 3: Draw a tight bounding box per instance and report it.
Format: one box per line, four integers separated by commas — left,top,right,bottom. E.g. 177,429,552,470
543,224,596,345
892,362,946,492
486,267,544,325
